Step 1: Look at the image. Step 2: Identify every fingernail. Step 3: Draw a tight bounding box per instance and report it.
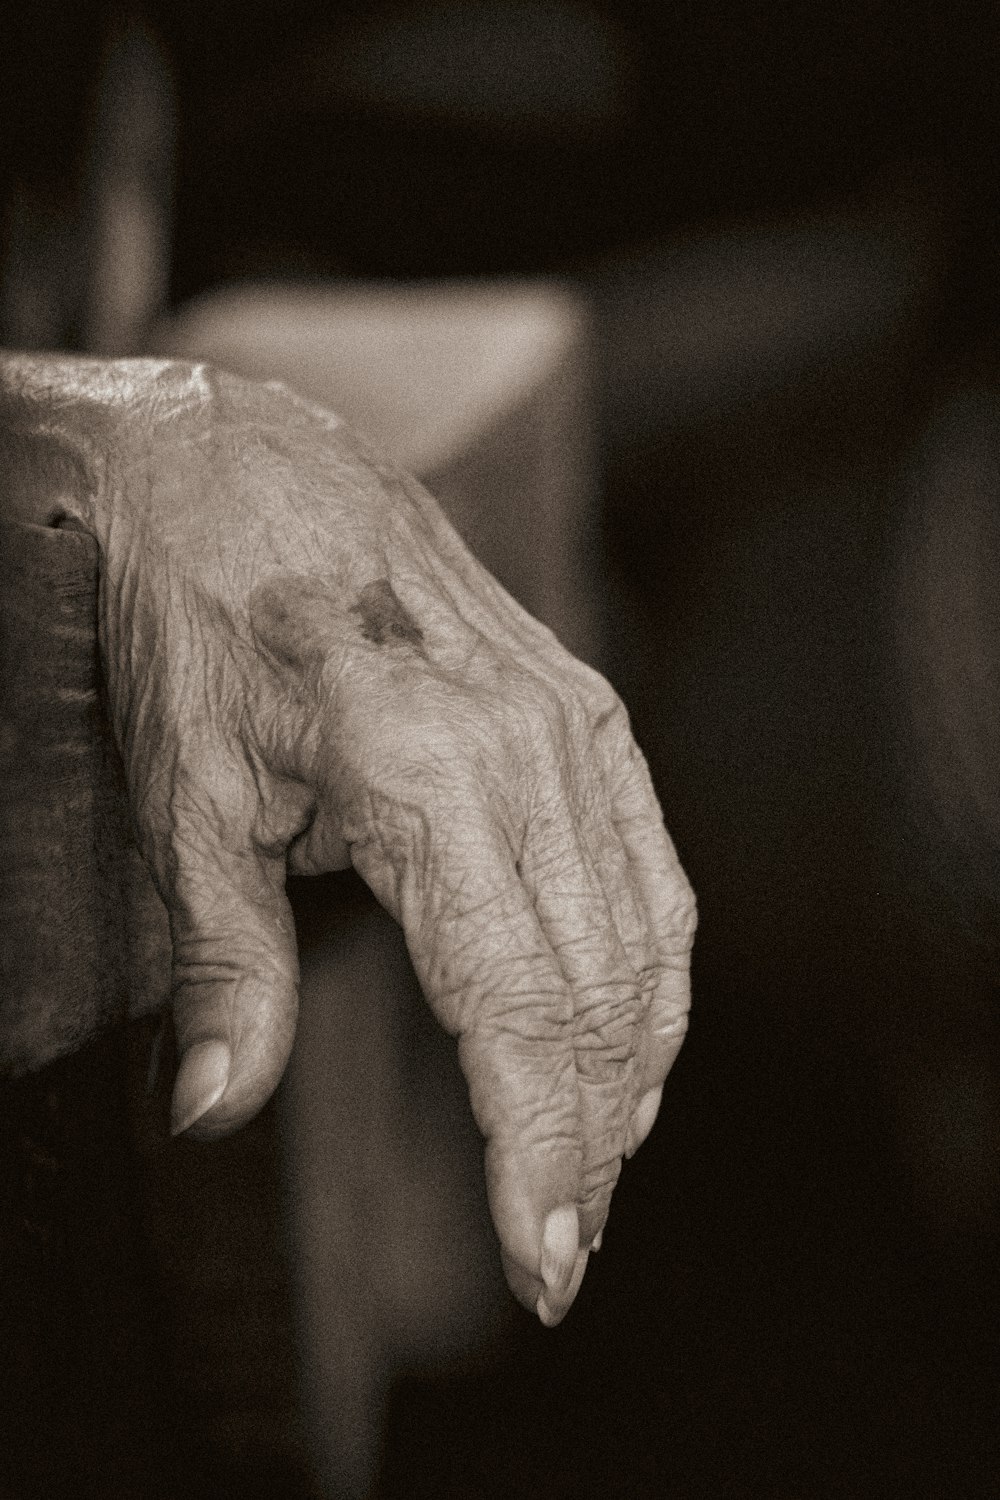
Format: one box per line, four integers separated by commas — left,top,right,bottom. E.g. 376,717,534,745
567,1246,589,1300
625,1084,664,1159
536,1292,560,1328
536,1248,589,1328
540,1204,579,1298
170,1039,231,1136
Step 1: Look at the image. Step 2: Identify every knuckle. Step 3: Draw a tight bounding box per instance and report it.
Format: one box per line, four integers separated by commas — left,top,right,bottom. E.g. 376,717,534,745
560,660,632,740
574,985,641,1082
556,655,623,723
579,1153,622,1222
670,880,698,952
642,964,691,1054
591,682,632,739
661,1009,690,1046
512,670,568,744
473,985,572,1046
636,956,667,1005
494,664,577,750
486,664,633,795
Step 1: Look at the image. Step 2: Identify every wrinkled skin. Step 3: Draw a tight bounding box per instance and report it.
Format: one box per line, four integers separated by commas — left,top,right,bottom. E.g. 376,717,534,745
3,357,695,1324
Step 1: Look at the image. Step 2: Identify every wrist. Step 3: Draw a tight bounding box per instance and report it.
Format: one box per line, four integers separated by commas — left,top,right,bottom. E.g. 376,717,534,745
0,353,202,535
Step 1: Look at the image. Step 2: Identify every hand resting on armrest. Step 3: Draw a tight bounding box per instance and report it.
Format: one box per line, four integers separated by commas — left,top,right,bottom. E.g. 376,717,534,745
0,355,695,1326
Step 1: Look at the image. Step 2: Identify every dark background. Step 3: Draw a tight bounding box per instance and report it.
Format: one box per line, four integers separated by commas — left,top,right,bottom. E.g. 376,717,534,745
3,3,998,1496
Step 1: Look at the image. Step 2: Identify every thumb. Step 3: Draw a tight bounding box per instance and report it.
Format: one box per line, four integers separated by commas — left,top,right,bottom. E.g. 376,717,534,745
163,830,299,1140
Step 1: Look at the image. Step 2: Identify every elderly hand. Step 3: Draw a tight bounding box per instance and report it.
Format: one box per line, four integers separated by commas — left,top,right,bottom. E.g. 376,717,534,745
4,357,695,1325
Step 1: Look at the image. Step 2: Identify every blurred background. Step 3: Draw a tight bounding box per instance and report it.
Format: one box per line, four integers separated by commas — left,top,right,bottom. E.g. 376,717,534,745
3,2,999,1496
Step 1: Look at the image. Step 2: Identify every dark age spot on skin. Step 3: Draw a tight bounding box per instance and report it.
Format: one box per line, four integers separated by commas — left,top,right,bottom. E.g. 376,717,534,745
248,575,335,678
248,573,425,684
350,578,425,651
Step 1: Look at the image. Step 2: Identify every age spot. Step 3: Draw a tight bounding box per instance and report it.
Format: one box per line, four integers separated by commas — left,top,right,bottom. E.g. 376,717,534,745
350,578,425,651
249,575,333,674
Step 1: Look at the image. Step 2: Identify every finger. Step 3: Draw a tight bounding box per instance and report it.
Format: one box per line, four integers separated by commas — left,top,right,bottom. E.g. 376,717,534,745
609,741,696,1154
144,788,300,1141
348,801,584,1321
571,797,662,1176
519,796,645,1263
562,725,661,1164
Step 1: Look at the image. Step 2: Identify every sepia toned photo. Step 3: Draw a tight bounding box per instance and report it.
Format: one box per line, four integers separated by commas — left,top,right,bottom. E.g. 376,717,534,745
2,5,996,1497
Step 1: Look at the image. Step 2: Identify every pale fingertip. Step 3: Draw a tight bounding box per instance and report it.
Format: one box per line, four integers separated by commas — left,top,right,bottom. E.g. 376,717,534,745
592,1227,604,1252
536,1247,590,1328
536,1292,563,1328
540,1203,580,1297
500,1245,542,1313
170,1038,231,1136
625,1083,664,1159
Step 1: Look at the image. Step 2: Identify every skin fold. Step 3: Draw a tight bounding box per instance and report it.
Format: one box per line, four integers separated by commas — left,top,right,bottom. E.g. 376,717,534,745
1,355,696,1325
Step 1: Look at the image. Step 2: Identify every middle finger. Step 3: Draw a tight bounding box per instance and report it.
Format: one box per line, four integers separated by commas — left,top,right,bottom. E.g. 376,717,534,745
518,787,645,1251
